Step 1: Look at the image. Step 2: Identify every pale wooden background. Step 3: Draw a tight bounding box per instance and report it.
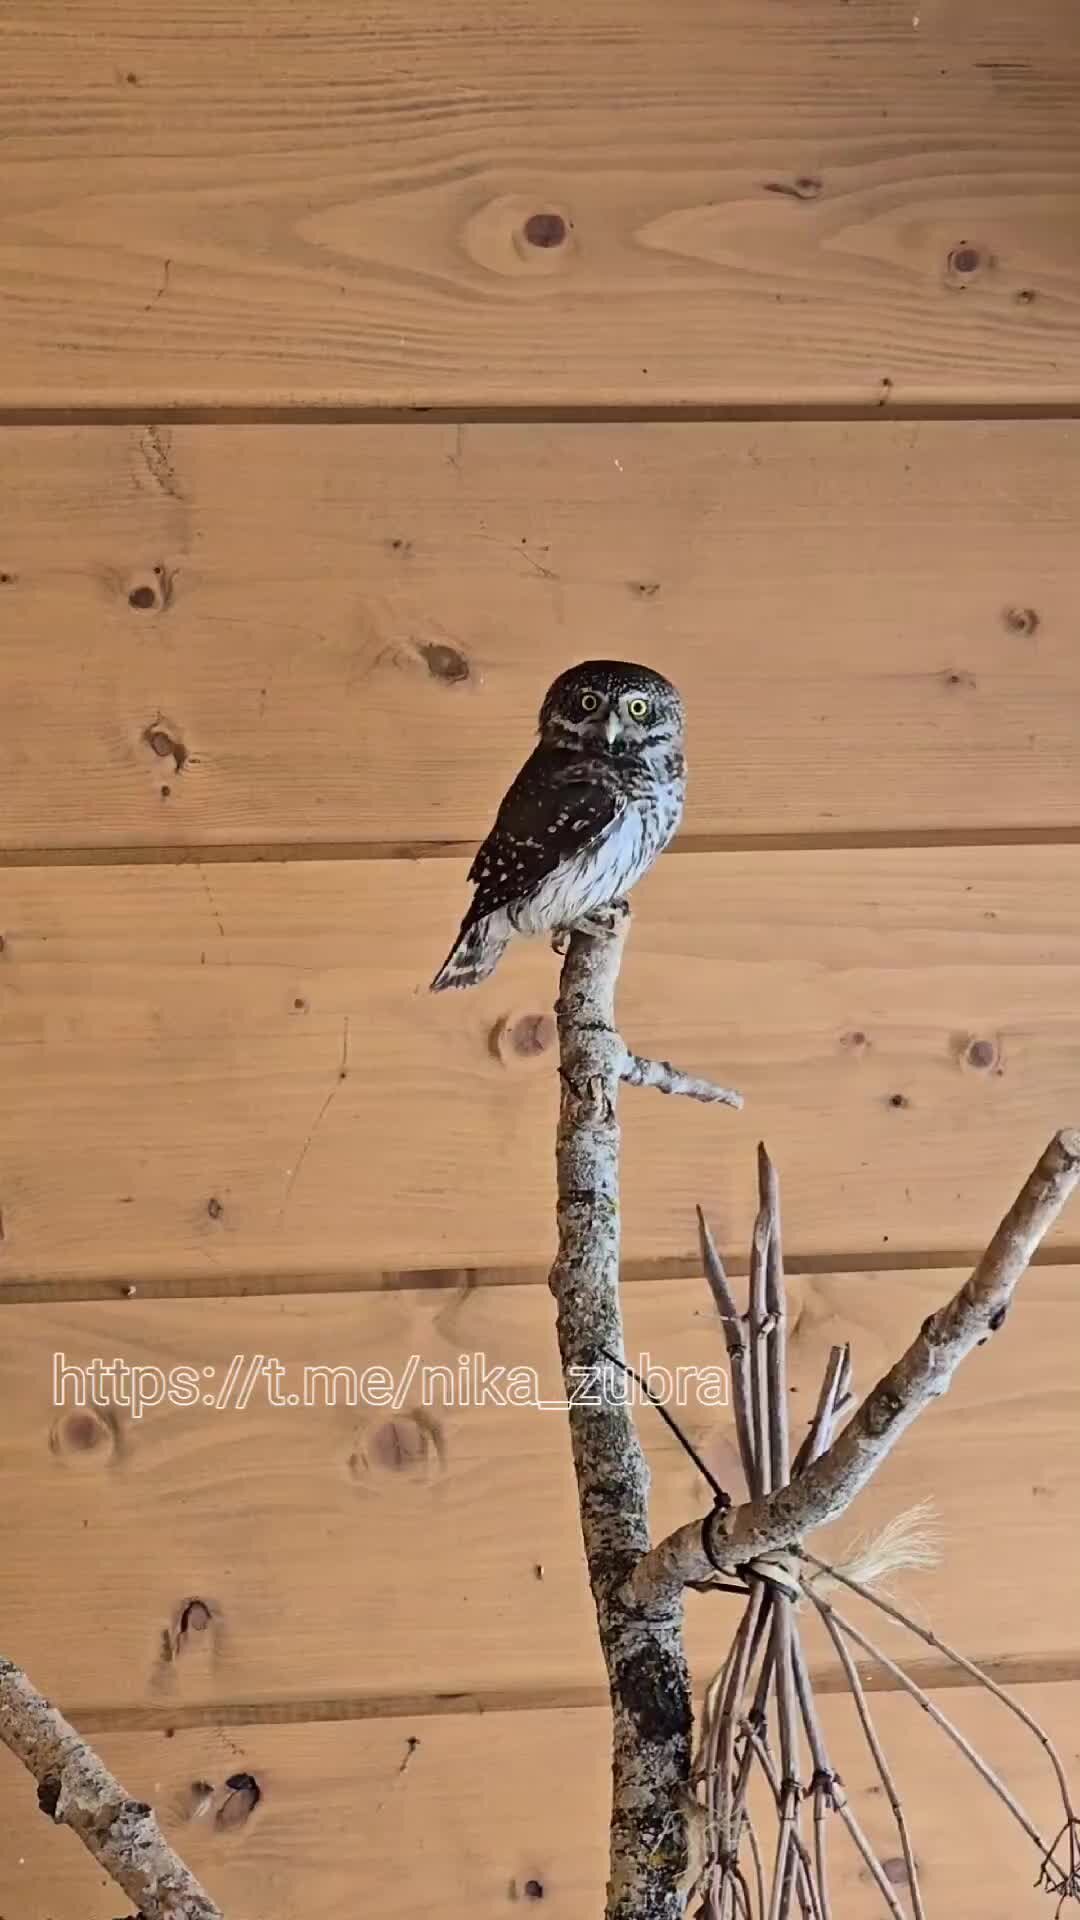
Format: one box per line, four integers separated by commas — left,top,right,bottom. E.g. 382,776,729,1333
2,3,1080,1915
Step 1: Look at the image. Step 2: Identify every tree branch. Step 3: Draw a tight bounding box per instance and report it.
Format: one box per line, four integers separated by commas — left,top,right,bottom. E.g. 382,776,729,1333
621,1053,742,1107
0,1657,222,1920
628,1127,1080,1603
551,908,708,1919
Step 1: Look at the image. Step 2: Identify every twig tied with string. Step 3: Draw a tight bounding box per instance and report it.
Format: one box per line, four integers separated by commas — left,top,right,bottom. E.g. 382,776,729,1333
683,1143,1080,1920
681,1155,1080,1920
549,905,1080,1920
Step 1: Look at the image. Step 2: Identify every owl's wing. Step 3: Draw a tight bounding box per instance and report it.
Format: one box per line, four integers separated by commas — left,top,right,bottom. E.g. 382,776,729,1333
463,746,624,925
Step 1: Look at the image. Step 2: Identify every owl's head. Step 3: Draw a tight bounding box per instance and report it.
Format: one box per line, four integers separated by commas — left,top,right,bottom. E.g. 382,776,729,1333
538,660,683,756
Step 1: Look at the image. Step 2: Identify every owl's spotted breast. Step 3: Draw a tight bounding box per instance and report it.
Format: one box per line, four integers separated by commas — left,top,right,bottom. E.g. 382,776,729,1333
430,660,685,991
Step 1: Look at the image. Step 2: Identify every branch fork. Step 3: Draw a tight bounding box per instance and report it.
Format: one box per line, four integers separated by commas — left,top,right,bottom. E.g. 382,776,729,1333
548,908,1080,1920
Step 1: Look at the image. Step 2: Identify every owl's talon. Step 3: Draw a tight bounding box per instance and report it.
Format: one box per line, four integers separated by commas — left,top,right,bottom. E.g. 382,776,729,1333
568,901,630,940
550,929,571,956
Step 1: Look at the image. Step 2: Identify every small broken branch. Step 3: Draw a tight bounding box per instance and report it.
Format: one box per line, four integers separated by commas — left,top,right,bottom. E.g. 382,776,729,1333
0,1657,222,1920
621,1052,743,1108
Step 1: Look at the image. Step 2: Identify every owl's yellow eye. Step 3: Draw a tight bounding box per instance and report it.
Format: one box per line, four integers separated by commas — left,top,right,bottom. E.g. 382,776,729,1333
579,691,600,713
627,697,649,720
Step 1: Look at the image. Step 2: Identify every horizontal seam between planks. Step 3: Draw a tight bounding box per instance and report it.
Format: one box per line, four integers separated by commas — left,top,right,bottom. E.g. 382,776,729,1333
6,826,1080,868
2,1244,1080,1305
61,1651,1080,1736
1,403,1080,427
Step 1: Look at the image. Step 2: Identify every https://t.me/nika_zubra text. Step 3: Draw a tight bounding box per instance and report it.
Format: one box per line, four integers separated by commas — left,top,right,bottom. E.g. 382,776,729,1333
52,1351,730,1419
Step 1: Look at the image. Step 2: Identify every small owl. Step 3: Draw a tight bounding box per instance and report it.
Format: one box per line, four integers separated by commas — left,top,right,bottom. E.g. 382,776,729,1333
430,660,685,991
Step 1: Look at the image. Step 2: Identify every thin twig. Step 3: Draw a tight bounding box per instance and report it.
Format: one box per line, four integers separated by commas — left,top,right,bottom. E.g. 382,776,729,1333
802,1547,1080,1847
759,1146,789,1488
743,1724,823,1920
717,1588,770,1859
791,1346,850,1477
834,1800,908,1920
807,1590,1068,1874
744,1809,767,1920
698,1207,757,1490
789,1641,841,1920
810,1604,925,1920
748,1206,772,1499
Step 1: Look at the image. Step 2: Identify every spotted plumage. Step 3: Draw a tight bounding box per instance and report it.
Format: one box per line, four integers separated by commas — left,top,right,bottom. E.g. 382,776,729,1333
430,660,685,991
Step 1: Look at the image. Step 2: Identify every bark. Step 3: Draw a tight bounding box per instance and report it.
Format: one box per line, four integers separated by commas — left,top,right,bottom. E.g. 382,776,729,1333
0,1656,222,1920
550,909,699,1920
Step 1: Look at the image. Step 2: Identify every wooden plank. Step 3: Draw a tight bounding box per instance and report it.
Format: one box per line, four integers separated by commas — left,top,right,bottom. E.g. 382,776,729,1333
3,1686,1077,1917
1,3,1079,408
3,848,1080,1281
3,421,1080,849
1,1271,1076,1714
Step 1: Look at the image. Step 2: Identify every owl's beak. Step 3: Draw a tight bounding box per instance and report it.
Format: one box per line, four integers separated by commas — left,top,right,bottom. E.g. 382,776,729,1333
603,711,622,746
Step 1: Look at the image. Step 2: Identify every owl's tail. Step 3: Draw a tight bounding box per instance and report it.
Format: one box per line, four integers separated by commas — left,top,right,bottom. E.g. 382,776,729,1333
430,914,511,992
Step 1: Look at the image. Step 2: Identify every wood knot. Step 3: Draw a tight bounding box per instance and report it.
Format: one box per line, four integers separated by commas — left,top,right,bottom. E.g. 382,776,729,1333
217,1773,261,1830
941,668,976,691
50,1405,118,1467
952,1031,1002,1075
465,195,576,278
1003,605,1039,636
946,244,987,286
882,1856,912,1887
490,1011,556,1067
418,640,470,684
207,1195,224,1220
1015,287,1037,305
162,1595,216,1664
187,1780,215,1819
840,1029,870,1052
348,1410,446,1489
128,565,174,611
142,722,188,773
523,212,566,248
629,580,661,598
887,1092,910,1110
966,1036,997,1071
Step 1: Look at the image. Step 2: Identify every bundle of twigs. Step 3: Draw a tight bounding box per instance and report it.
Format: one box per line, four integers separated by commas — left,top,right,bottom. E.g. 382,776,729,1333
689,1149,1080,1920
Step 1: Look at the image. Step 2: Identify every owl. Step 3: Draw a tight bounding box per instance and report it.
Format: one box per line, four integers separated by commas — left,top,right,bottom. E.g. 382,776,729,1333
430,660,685,991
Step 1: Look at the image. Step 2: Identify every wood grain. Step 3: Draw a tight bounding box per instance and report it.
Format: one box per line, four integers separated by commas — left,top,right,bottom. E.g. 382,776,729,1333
2,422,1080,850
3,848,1080,1281
3,1686,1078,1918
1,1270,1076,1715
1,2,1079,408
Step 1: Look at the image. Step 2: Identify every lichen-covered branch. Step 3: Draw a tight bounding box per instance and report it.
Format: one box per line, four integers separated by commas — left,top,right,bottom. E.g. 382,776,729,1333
550,907,738,1920
0,1657,222,1920
628,1127,1080,1602
621,1052,742,1107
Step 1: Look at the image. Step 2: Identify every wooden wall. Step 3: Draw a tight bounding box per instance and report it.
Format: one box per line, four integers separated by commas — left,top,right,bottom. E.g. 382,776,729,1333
2,4,1080,1916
